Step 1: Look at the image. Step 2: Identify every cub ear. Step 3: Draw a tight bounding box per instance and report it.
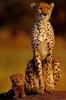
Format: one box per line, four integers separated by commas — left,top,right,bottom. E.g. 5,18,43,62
30,2,37,9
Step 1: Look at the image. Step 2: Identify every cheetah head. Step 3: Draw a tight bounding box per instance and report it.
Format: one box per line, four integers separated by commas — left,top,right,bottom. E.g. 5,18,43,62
10,73,24,86
31,2,54,19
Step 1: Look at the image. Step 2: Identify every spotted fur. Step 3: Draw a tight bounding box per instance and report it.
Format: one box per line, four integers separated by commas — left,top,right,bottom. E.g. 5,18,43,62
52,59,61,84
10,73,26,98
25,2,60,94
25,58,61,94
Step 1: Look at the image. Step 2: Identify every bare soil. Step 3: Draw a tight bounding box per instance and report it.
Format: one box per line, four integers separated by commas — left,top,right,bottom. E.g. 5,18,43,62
16,91,66,100
0,91,66,100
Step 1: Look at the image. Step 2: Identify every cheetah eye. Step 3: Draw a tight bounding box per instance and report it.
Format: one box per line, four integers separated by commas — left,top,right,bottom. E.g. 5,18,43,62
48,7,49,9
47,6,50,10
39,7,42,10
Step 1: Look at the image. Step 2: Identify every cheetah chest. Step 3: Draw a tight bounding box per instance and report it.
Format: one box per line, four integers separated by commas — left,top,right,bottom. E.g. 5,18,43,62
37,21,54,60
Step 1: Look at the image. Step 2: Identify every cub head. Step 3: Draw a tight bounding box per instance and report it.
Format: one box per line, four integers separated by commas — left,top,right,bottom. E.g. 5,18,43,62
10,73,24,86
31,2,54,18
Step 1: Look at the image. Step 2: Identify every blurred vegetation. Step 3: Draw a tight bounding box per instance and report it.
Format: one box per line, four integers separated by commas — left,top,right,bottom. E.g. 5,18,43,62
0,0,65,37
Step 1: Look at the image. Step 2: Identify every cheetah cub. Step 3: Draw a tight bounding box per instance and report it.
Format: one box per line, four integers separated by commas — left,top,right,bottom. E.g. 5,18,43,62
25,2,57,95
10,73,26,98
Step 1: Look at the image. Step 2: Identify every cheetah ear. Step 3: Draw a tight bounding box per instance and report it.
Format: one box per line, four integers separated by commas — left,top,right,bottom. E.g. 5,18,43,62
51,3,54,8
30,2,37,9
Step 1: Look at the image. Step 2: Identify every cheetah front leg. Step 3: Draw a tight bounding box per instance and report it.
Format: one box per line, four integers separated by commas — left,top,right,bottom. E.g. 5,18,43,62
52,59,61,84
25,59,35,93
45,52,54,92
34,49,44,95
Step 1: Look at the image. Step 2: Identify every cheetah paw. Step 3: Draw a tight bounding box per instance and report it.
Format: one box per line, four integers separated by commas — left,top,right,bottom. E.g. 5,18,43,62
38,89,45,95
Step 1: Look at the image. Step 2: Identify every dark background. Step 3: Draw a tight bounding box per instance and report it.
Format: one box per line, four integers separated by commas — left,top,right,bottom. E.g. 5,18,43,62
0,0,66,37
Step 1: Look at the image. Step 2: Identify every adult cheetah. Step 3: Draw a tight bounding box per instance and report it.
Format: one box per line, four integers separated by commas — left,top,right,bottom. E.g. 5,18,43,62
25,58,61,94
25,2,61,94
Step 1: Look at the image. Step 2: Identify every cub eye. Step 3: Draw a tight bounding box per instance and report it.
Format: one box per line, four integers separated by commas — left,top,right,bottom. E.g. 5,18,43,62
16,81,19,84
12,80,14,83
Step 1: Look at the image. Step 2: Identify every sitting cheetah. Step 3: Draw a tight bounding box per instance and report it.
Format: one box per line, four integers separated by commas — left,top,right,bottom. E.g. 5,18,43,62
25,58,61,94
25,2,61,94
10,73,26,98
